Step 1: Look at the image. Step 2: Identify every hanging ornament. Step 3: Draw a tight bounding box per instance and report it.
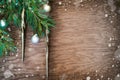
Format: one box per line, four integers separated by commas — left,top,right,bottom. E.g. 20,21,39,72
43,4,51,12
0,19,7,29
31,34,40,44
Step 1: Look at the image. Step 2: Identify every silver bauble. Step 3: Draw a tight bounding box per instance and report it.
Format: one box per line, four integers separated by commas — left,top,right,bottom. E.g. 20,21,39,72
43,4,51,12
31,34,40,44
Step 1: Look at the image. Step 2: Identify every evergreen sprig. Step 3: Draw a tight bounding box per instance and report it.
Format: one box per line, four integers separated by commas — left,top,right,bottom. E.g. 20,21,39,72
0,0,55,36
0,29,16,56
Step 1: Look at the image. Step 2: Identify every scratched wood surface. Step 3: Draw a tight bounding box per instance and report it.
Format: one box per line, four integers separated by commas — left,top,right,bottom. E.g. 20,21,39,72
49,0,120,80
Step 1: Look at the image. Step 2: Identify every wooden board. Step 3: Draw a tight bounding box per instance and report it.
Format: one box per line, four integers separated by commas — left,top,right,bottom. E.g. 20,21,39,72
49,0,120,80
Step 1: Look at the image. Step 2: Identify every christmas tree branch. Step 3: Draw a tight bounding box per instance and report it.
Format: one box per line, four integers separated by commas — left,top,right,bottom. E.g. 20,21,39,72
0,29,16,56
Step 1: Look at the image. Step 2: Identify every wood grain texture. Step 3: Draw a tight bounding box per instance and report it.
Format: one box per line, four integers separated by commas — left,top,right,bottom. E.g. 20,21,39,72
49,0,120,80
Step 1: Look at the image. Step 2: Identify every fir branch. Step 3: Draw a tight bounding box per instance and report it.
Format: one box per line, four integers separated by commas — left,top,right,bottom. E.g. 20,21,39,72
0,29,16,56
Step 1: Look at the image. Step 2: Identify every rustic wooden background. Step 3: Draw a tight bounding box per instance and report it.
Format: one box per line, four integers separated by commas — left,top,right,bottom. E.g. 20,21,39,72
49,0,120,80
0,0,120,80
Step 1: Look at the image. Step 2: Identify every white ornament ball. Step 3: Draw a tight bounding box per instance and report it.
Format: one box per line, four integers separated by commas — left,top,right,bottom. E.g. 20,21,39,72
31,34,40,44
0,20,6,27
43,4,51,12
